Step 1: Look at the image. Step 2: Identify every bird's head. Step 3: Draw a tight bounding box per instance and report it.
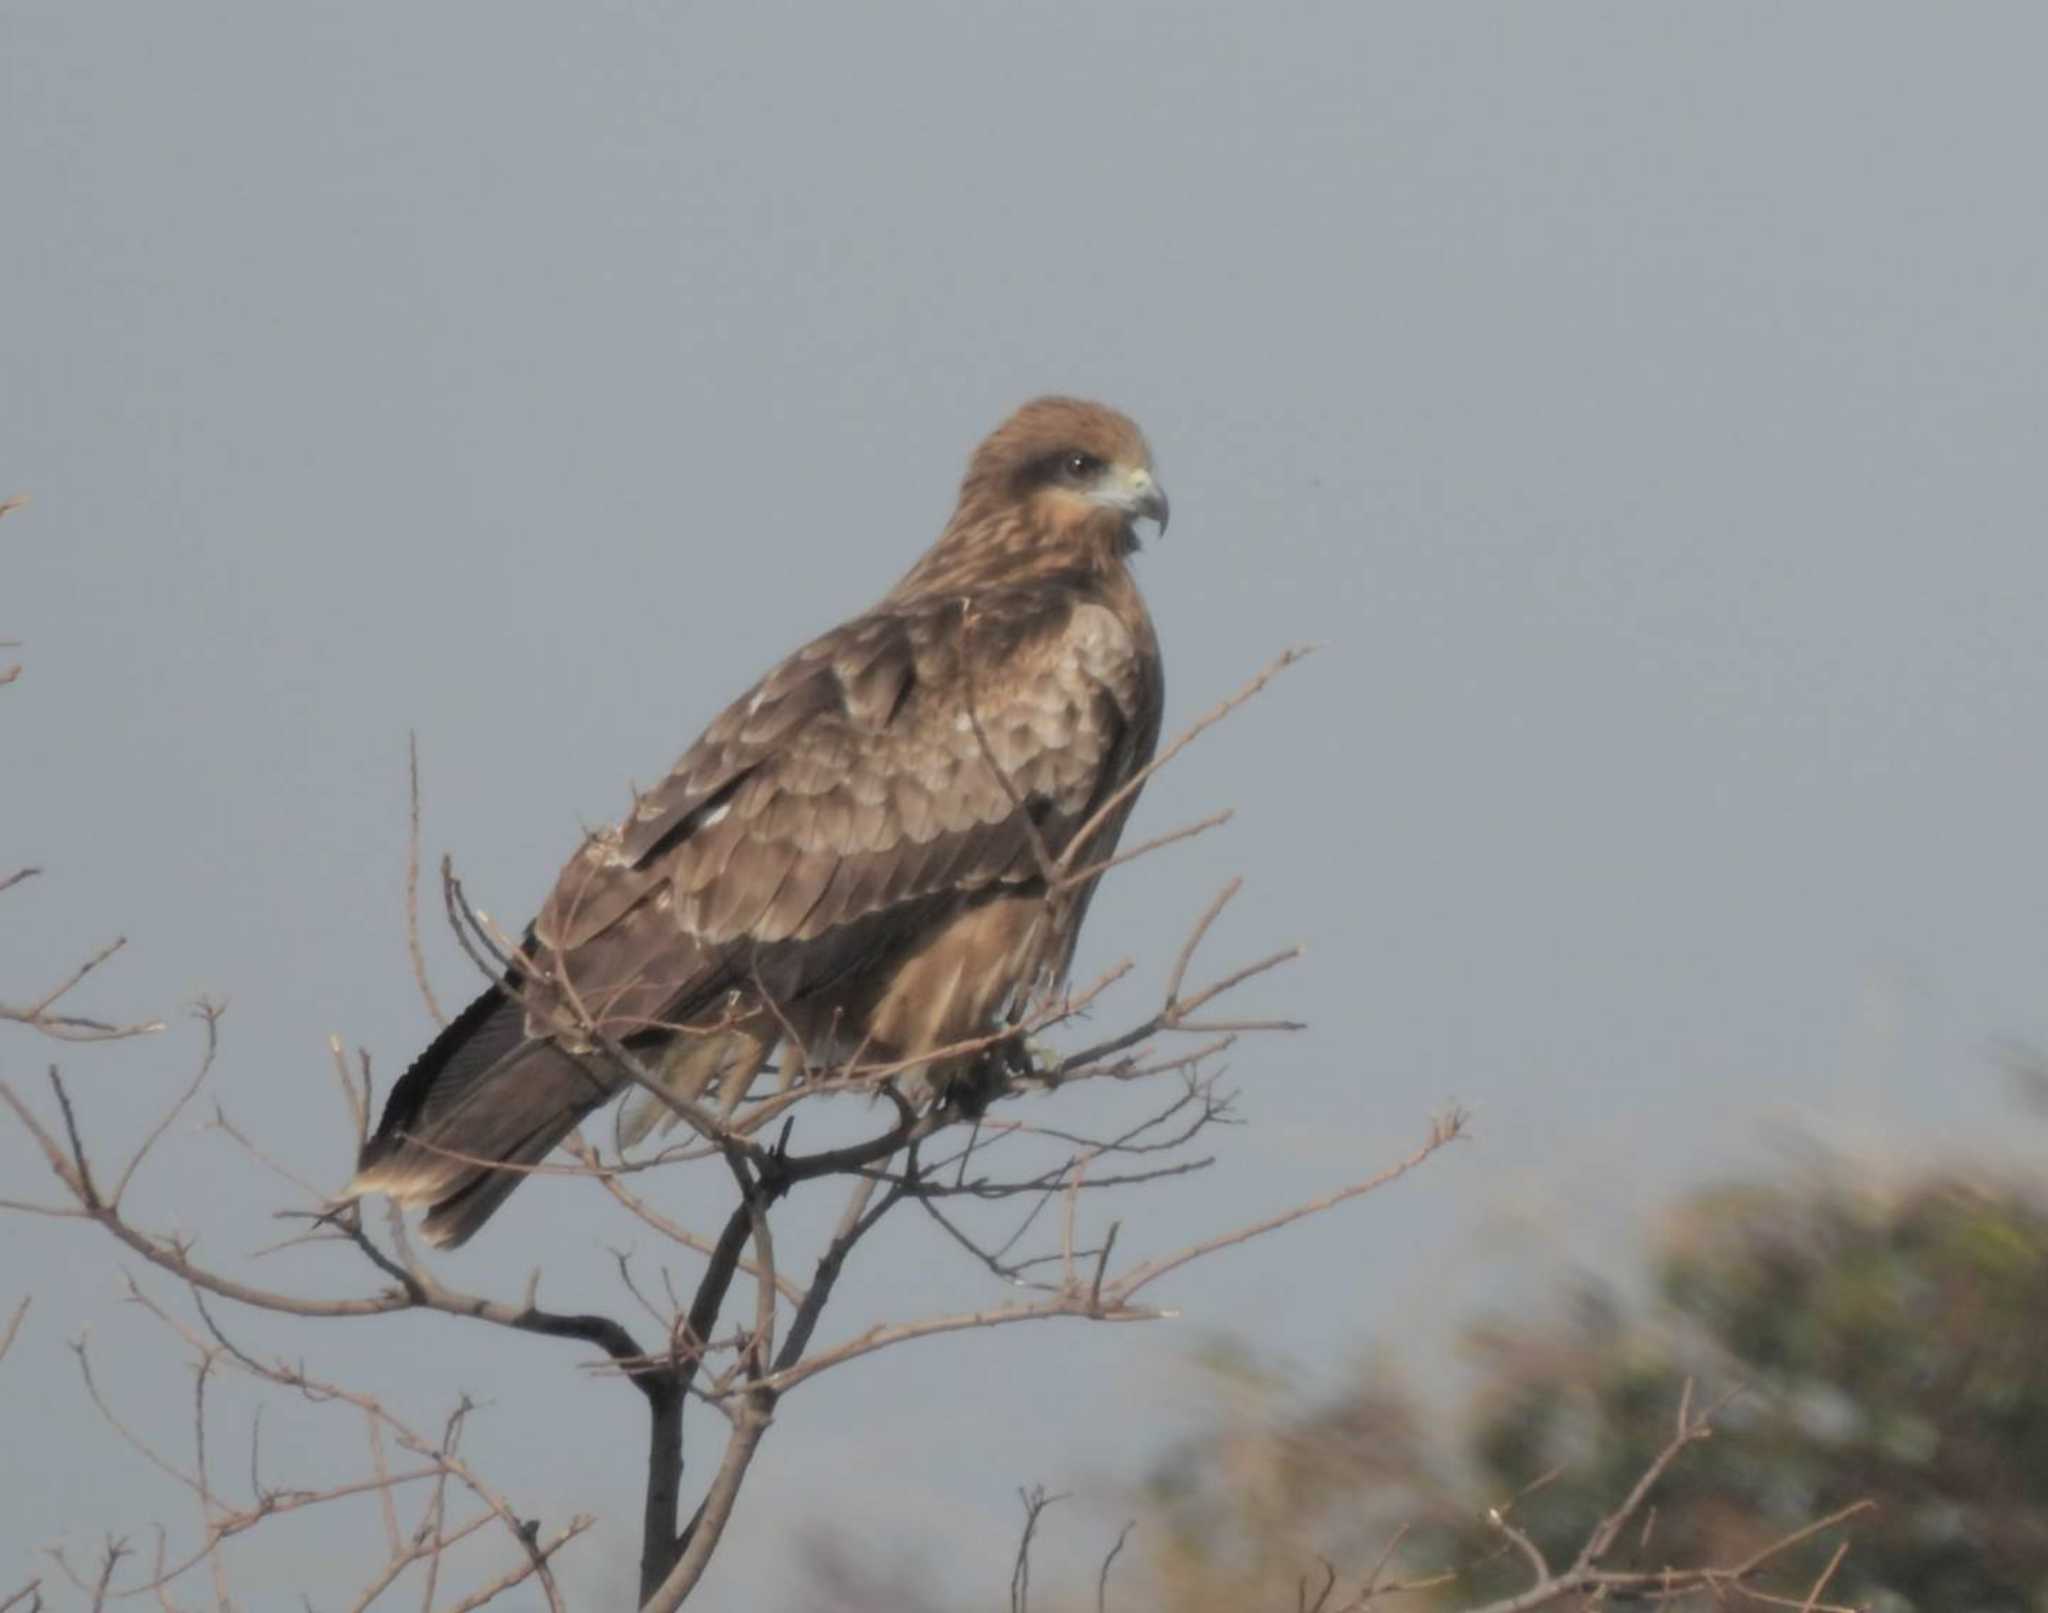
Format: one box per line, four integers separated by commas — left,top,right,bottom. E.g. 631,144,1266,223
962,397,1169,556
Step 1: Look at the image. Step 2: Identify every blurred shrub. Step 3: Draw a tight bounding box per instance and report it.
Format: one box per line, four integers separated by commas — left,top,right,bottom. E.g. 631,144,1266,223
785,1165,2048,1611
1139,1169,2048,1613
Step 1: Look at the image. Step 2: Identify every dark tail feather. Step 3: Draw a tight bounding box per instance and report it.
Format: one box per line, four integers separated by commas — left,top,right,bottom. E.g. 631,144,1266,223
350,984,616,1248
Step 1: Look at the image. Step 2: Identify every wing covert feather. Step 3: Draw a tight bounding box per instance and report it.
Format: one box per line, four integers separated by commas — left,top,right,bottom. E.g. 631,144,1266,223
531,585,1155,1036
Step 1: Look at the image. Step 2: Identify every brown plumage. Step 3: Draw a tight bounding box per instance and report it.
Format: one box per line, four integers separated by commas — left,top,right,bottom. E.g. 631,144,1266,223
351,397,1168,1246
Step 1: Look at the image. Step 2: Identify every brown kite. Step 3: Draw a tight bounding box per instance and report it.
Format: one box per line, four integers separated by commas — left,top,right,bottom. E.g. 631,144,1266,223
352,398,1169,1246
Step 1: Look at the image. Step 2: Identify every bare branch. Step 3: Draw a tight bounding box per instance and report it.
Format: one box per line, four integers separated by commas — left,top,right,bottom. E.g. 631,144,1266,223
111,1000,223,1209
1057,808,1234,891
0,1295,28,1366
1485,1502,1551,1590
406,732,447,1026
565,1134,804,1306
1799,1540,1852,1613
0,628,1418,1612
0,937,165,1042
181,1291,588,1610
1428,1389,1877,1613
437,1516,595,1613
1058,646,1313,878
0,496,24,682
1009,1485,1067,1613
1565,1379,1716,1576
1097,1519,1135,1613
639,1390,775,1613
1109,1108,1466,1304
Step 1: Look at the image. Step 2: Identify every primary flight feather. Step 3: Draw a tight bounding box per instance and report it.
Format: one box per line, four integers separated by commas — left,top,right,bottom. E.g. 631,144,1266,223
352,397,1169,1246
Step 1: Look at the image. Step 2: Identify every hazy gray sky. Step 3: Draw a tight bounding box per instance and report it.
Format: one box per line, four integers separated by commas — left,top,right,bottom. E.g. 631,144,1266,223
7,3,2047,1605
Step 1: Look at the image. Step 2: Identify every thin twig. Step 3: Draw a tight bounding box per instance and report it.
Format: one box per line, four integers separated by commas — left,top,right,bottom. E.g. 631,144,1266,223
1109,1108,1466,1303
1,938,164,1041
406,732,446,1026
1097,1519,1135,1613
112,1000,223,1208
0,1296,29,1365
1058,647,1313,878
1008,1485,1067,1613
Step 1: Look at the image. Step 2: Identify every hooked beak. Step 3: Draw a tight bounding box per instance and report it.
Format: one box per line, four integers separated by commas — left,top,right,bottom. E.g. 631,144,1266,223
1120,467,1170,536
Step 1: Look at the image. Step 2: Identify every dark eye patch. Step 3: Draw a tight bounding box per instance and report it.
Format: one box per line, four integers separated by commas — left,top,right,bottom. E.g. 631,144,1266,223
1013,448,1109,496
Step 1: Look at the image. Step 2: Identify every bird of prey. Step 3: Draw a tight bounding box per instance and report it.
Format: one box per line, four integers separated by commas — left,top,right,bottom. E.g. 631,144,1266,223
351,397,1169,1247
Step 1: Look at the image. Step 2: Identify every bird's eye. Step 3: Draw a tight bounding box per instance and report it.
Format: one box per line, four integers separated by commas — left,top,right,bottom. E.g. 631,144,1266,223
1062,452,1103,481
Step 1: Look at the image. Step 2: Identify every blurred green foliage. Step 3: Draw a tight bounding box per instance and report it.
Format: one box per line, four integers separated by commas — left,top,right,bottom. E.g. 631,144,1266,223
1138,1168,2048,1612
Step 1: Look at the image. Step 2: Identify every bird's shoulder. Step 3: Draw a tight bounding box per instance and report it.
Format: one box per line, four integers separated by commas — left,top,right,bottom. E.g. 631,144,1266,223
534,573,1152,952
636,572,1146,834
